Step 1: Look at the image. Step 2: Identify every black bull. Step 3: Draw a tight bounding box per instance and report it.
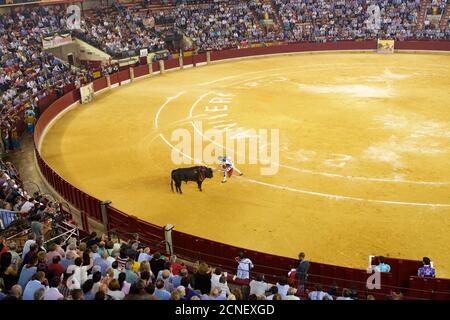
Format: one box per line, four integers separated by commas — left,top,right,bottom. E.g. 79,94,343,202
171,166,213,194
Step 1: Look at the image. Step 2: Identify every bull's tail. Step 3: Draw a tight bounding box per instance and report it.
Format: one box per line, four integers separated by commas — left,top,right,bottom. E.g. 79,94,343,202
171,178,174,193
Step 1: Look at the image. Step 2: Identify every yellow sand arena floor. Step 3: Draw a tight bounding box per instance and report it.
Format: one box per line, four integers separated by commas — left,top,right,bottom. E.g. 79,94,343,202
41,53,450,276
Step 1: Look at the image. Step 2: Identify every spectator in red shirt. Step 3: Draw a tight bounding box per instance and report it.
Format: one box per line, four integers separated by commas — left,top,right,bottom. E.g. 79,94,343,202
47,256,65,280
170,255,184,276
0,236,7,256
22,243,38,267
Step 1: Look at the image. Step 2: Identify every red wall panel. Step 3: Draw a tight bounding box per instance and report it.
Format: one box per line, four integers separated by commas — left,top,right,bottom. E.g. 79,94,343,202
134,64,149,78
164,58,180,70
93,77,108,92
118,69,131,83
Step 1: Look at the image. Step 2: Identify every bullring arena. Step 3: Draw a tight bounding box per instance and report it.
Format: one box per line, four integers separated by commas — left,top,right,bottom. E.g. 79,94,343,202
2,0,450,304
40,49,450,277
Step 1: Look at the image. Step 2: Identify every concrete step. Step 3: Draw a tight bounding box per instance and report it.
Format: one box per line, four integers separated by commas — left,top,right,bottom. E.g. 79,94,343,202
75,38,111,63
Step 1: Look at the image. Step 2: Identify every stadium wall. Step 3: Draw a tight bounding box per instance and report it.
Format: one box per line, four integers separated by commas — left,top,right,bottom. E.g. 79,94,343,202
32,40,450,299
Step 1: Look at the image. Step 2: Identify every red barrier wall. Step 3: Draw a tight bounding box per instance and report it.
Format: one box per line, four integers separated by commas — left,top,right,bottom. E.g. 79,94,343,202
396,40,450,51
34,90,80,143
33,41,450,299
211,40,377,61
165,58,180,70
110,72,120,85
118,69,131,83
152,61,160,73
196,52,207,64
93,77,108,92
134,64,149,78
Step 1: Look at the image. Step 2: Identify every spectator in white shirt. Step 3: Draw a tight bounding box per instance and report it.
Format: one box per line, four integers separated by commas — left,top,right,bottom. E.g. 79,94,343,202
21,233,36,259
308,283,334,300
211,267,223,289
106,250,117,266
216,275,231,298
235,252,253,280
106,279,125,300
336,288,353,300
249,274,271,297
284,287,300,300
44,277,64,300
20,198,35,213
276,277,290,298
67,257,91,286
138,247,152,263
91,271,103,295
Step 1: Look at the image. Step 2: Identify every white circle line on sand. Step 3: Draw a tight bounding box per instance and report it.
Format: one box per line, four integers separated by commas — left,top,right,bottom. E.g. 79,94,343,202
158,133,204,165
155,91,186,129
159,125,450,207
279,164,449,185
188,89,448,186
153,66,450,207
197,61,450,87
197,62,380,87
241,177,450,207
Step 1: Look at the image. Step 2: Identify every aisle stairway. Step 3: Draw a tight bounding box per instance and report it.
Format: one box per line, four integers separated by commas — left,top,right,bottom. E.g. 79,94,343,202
439,2,450,30
417,0,431,29
75,38,111,64
270,0,284,28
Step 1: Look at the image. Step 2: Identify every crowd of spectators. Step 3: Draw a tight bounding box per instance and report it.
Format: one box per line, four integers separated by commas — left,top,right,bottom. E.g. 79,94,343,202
0,225,439,301
427,0,447,15
77,3,167,58
0,158,65,232
421,0,449,37
250,0,278,22
1,169,439,302
174,1,268,51
0,233,344,300
0,6,94,153
75,0,450,55
274,0,426,42
0,137,442,302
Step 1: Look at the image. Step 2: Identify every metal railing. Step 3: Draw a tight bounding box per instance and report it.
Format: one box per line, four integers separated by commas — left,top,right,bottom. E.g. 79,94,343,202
44,220,80,246
0,210,19,230
109,228,170,254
